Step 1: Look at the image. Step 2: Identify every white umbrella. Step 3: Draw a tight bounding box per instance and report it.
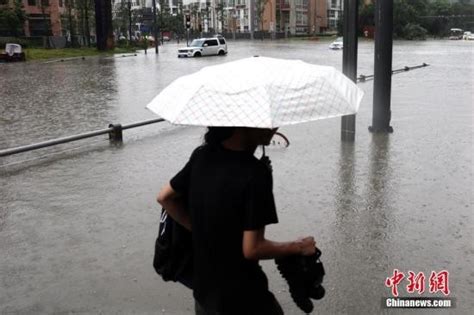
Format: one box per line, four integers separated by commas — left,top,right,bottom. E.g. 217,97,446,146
146,56,364,128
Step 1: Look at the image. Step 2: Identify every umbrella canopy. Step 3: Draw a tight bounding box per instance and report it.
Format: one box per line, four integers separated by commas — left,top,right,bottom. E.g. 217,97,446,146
146,56,364,128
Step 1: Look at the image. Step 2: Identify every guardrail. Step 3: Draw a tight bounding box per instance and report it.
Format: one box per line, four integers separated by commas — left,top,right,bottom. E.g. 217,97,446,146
358,63,429,83
0,118,164,157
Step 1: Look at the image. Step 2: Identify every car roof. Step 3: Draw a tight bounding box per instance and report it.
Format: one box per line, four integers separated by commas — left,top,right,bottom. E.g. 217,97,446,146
195,37,225,41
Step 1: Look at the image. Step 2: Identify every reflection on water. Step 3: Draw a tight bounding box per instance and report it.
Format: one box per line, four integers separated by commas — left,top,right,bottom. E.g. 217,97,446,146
332,137,394,307
365,134,392,267
0,59,118,151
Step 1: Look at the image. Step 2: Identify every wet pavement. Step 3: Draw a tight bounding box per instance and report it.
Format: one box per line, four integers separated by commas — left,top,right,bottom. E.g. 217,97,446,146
0,39,473,314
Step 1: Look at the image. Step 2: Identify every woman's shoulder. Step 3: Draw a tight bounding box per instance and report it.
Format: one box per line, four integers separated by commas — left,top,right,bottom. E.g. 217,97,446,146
188,145,207,160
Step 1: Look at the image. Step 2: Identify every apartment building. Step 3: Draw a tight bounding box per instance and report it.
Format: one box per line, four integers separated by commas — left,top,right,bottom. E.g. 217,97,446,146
181,0,327,35
0,0,69,36
327,0,342,30
274,0,327,34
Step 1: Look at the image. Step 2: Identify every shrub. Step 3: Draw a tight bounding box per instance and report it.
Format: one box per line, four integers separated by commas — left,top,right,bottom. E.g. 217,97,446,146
402,23,428,40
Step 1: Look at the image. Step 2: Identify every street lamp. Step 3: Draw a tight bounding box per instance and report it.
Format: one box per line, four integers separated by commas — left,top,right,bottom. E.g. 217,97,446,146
128,1,132,43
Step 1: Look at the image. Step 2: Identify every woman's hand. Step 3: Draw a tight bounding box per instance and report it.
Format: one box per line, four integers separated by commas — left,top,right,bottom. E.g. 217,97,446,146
297,236,317,256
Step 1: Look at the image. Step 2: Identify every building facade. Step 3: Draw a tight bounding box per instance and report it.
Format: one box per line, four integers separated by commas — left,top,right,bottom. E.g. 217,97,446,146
0,0,69,37
326,0,342,30
274,0,327,35
181,0,327,35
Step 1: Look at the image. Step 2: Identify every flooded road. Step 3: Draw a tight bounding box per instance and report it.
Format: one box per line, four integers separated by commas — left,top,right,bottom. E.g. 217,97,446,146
1,39,473,314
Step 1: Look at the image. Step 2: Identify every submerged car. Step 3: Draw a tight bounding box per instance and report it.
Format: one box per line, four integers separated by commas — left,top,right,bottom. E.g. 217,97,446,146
463,31,474,40
178,36,227,57
0,43,26,62
329,37,343,50
449,28,463,40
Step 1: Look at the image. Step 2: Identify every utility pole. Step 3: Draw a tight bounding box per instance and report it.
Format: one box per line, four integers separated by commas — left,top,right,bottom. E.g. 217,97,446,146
152,0,159,54
341,0,358,142
369,0,394,133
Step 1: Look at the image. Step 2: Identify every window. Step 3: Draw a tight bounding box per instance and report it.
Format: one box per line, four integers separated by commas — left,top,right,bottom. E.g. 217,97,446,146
218,38,225,45
0,0,8,5
28,0,36,6
41,0,49,6
59,0,63,6
205,39,219,46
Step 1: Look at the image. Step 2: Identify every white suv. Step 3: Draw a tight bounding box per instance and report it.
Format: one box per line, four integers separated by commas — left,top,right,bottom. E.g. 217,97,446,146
178,36,227,58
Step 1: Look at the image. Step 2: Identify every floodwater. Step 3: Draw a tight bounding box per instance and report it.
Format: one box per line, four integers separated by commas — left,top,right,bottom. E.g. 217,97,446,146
0,39,473,314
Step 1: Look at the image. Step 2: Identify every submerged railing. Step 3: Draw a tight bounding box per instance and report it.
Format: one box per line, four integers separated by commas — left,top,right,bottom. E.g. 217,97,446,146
357,63,429,83
0,118,164,157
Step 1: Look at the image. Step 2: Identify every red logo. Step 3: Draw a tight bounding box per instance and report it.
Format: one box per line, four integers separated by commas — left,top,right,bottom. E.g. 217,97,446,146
385,269,405,297
386,269,450,297
429,270,450,296
406,271,425,294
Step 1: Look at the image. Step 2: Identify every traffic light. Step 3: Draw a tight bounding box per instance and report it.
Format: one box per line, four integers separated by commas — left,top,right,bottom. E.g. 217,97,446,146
185,15,191,29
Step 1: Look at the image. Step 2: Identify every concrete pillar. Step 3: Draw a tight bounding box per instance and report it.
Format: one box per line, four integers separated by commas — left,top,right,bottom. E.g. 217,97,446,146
341,0,358,142
369,0,394,133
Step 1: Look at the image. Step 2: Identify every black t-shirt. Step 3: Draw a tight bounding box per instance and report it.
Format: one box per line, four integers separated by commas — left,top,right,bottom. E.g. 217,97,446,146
170,144,278,312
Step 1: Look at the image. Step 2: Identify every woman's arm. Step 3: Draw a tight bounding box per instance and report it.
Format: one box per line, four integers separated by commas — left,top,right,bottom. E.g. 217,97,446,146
157,183,192,231
242,228,316,260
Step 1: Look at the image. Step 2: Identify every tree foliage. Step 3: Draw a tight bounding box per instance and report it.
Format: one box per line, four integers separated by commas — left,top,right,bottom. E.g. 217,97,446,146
0,0,26,37
358,0,474,39
255,0,269,31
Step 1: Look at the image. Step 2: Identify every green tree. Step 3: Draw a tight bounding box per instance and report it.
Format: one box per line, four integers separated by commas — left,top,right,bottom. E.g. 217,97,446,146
375,0,428,39
402,23,427,40
190,2,199,32
165,13,185,36
76,0,94,47
158,0,169,40
64,0,78,46
95,0,114,50
358,2,374,35
393,0,419,37
39,0,52,36
113,0,131,40
426,0,452,37
255,0,269,39
0,0,26,37
216,0,225,32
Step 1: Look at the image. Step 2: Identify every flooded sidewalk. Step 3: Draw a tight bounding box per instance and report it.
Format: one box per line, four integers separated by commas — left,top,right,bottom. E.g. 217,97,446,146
1,40,472,314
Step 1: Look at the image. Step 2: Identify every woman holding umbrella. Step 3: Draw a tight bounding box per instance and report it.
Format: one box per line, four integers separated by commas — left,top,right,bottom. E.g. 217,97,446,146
149,57,363,314
157,126,316,314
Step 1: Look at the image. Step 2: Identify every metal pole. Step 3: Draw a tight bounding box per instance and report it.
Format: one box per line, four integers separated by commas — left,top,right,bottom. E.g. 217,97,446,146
341,0,358,142
152,0,159,54
128,1,132,43
370,0,394,133
0,128,113,157
0,118,165,157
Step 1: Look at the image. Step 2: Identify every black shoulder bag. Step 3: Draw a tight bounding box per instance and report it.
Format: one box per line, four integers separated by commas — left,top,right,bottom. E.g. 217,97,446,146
153,208,193,289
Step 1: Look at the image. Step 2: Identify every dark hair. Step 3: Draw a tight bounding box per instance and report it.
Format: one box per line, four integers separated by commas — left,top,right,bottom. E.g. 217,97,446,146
203,127,236,146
